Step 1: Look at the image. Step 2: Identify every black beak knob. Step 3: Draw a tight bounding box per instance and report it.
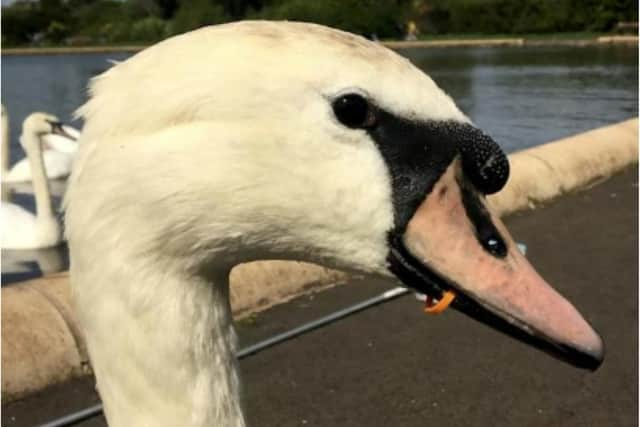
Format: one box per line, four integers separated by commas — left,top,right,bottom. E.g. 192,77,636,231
457,126,509,195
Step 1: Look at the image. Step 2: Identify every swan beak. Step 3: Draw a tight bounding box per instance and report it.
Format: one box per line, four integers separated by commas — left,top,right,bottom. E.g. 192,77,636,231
49,121,77,141
388,160,604,370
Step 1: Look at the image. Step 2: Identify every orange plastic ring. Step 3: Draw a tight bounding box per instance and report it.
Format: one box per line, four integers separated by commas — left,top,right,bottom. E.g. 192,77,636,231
424,291,456,314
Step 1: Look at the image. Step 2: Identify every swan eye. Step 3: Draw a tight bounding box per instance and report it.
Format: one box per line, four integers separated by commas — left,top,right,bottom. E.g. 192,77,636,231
332,94,376,129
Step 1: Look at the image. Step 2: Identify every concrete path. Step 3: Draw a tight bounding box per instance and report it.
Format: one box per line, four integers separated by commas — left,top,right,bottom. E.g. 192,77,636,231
3,166,637,427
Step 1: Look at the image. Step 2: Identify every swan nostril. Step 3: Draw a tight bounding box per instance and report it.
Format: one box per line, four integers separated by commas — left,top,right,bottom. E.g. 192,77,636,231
459,172,508,259
482,234,507,258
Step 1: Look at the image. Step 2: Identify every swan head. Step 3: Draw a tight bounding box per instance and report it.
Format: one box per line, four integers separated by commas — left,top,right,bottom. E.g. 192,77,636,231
69,22,603,373
22,112,76,151
23,112,60,136
21,112,71,139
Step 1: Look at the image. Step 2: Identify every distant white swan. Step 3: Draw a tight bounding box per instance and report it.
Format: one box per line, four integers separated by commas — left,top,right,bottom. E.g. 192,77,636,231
1,113,65,249
1,107,79,183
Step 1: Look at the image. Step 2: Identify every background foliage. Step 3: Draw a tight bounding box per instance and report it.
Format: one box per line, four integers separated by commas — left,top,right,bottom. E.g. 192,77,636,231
1,0,637,46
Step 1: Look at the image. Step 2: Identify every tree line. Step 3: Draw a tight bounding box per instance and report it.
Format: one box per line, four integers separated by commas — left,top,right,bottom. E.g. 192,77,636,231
2,0,637,47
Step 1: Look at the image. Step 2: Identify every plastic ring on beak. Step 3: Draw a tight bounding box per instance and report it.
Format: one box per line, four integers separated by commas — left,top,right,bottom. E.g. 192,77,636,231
424,291,456,314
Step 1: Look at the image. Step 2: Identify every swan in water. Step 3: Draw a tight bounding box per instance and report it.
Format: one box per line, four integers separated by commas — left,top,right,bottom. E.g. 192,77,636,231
66,21,604,427
1,113,71,249
1,106,79,183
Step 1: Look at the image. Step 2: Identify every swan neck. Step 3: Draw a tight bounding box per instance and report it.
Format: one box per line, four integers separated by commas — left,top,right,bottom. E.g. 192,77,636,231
1,109,8,175
1,110,9,201
78,259,246,427
21,132,54,221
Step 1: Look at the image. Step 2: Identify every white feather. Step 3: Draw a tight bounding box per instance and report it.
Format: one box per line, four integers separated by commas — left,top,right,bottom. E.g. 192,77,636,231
4,149,73,182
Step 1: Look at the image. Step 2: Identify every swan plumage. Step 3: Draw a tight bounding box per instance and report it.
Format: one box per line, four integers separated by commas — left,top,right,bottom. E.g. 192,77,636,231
0,202,61,250
4,149,73,182
66,21,603,427
2,112,63,249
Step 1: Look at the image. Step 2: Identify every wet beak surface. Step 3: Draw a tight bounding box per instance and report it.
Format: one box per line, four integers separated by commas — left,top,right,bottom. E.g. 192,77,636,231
398,161,604,369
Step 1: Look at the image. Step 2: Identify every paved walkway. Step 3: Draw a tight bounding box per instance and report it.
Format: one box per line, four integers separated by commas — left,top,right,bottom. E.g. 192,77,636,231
3,166,637,427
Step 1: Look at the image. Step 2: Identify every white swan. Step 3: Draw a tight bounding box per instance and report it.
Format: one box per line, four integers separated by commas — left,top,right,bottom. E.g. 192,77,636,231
1,108,78,183
1,113,64,249
66,21,603,427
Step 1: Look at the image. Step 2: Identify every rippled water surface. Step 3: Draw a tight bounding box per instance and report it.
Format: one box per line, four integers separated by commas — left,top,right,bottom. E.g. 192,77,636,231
1,44,637,280
404,45,638,150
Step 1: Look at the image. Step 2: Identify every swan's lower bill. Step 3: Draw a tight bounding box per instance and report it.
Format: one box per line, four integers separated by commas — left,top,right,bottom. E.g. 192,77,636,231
388,161,604,370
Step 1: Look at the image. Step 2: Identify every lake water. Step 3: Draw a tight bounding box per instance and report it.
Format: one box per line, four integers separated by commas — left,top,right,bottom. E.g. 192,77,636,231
1,44,637,282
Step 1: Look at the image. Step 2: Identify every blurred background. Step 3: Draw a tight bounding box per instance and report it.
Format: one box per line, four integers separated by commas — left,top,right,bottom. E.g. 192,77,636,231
2,0,639,46
1,0,638,281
